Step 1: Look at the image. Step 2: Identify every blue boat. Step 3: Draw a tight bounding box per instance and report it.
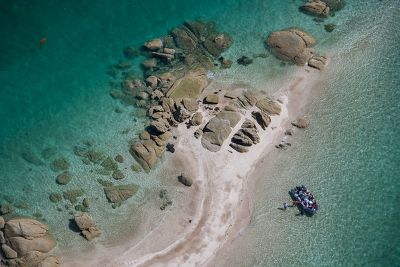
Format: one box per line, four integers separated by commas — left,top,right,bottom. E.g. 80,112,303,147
289,186,319,216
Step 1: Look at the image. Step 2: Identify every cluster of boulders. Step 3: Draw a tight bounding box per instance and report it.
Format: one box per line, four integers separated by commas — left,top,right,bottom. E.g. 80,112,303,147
197,90,281,153
267,29,327,70
107,21,235,172
230,120,260,153
73,213,100,241
0,217,59,267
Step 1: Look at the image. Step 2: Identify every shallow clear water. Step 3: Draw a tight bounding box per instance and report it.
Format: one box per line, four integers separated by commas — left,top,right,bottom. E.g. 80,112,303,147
0,0,399,265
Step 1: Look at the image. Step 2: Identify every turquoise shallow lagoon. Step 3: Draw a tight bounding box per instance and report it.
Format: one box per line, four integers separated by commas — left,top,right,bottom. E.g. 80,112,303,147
0,0,399,265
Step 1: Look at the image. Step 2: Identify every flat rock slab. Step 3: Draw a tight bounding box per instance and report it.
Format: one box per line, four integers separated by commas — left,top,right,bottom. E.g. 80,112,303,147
201,117,232,152
167,75,208,100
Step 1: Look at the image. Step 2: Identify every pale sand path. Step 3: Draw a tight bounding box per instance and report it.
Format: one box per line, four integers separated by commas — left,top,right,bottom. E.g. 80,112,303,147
60,63,325,267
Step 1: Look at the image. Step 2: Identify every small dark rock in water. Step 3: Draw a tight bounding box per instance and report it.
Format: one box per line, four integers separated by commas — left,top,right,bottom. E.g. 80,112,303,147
159,189,168,199
178,173,193,187
74,204,88,212
51,157,70,172
41,147,56,160
21,150,43,166
56,172,71,185
131,163,142,172
97,179,113,187
313,17,325,23
123,46,139,59
49,193,62,203
218,56,233,69
101,156,118,171
82,198,91,208
63,189,84,204
0,203,13,215
166,143,175,153
324,23,336,32
237,56,253,66
114,154,124,163
112,169,125,180
114,107,123,113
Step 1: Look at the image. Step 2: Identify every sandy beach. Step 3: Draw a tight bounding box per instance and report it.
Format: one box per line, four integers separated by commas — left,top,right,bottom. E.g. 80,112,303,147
59,61,325,267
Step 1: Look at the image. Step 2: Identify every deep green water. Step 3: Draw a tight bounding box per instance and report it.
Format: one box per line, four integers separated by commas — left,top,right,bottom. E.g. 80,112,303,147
0,0,399,266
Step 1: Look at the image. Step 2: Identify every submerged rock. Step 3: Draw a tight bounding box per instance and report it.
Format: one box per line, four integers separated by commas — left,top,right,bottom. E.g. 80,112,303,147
50,158,70,172
56,172,71,185
237,56,253,66
0,204,13,215
21,150,43,166
123,46,139,59
144,38,163,51
48,193,62,203
324,23,336,32
63,189,84,204
104,184,139,204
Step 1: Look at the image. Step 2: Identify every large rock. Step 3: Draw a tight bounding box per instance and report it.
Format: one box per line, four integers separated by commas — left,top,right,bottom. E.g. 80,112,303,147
240,128,260,144
178,174,193,187
2,244,18,259
203,33,233,57
144,39,163,51
74,213,101,241
216,111,241,127
150,118,170,134
252,111,271,130
104,184,139,204
0,216,4,229
231,130,254,147
4,219,56,256
300,0,330,17
291,116,310,128
267,29,316,65
229,143,249,153
190,112,203,126
255,98,281,115
171,27,197,51
182,98,199,113
204,94,219,104
55,172,71,185
173,105,191,123
308,55,327,70
130,142,158,171
201,117,232,152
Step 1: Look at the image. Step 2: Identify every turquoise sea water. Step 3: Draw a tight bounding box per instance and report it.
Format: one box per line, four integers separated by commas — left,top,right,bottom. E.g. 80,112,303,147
0,0,399,265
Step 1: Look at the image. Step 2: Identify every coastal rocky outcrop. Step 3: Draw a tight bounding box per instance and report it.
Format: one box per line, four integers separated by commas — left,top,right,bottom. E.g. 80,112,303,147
267,29,316,66
73,213,101,241
267,29,327,70
0,218,59,267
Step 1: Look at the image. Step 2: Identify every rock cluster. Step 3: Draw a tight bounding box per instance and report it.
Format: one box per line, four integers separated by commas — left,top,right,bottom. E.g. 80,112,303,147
108,21,234,171
0,217,59,267
73,213,101,241
230,120,260,153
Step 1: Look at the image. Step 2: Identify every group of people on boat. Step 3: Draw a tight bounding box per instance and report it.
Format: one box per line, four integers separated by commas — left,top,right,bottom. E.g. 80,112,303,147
292,185,317,210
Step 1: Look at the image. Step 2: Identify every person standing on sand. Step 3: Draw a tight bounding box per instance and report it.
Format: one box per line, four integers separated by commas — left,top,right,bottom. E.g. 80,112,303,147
283,202,289,210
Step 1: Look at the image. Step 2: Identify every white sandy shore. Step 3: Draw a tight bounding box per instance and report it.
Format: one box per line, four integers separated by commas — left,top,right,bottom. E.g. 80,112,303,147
61,63,325,267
